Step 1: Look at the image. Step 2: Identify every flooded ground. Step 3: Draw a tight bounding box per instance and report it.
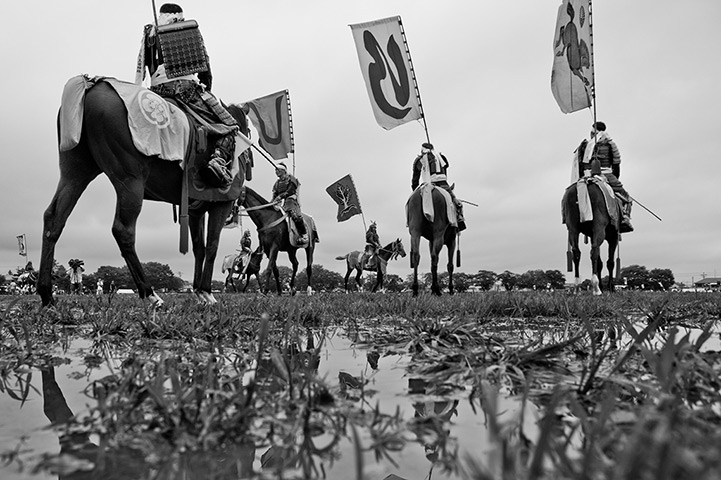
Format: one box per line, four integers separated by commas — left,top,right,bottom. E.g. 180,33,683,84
0,327,539,480
1,292,719,479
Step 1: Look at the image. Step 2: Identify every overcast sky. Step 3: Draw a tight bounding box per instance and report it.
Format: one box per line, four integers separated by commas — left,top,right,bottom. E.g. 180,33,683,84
1,1,720,287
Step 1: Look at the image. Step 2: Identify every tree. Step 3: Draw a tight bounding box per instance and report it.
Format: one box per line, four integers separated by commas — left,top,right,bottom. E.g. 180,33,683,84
473,270,497,291
453,272,472,293
382,274,405,292
619,264,649,290
498,270,519,291
295,265,343,292
545,270,566,290
648,268,675,291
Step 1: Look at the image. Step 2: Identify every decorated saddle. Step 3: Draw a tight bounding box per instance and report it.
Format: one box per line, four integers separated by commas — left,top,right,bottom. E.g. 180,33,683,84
58,75,247,202
405,183,458,227
564,175,620,225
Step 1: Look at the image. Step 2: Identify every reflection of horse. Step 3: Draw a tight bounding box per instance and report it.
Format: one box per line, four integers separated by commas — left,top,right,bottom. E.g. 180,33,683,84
407,187,458,296
222,247,264,292
37,81,248,306
335,238,406,292
562,161,620,295
240,186,318,295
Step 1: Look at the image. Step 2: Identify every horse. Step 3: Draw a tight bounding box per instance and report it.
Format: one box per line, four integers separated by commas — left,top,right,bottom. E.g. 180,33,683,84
239,186,318,295
37,80,249,306
335,238,406,292
562,160,621,295
222,247,263,293
407,186,458,296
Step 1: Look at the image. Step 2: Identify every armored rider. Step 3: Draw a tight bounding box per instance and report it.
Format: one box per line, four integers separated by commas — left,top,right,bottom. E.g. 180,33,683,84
364,222,381,269
135,3,238,188
271,162,309,244
238,229,252,274
576,121,633,233
411,142,466,231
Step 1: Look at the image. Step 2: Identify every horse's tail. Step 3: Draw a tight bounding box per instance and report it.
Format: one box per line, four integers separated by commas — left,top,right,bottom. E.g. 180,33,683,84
335,255,348,261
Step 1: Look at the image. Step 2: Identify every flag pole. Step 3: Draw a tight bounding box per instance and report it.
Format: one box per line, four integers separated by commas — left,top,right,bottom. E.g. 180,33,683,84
584,0,601,170
398,16,431,144
286,89,296,176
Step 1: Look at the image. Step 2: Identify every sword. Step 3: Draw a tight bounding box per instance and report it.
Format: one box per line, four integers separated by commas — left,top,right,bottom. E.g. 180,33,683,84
458,198,478,207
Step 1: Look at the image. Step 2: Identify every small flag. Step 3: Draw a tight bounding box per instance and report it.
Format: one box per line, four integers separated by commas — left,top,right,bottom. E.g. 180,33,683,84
17,234,26,256
551,0,594,113
350,16,422,130
326,175,362,222
246,90,293,160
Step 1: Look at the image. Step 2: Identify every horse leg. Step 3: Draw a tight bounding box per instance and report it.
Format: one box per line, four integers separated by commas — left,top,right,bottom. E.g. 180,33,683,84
38,148,101,306
446,237,456,295
372,267,383,293
287,250,299,296
108,176,163,305
589,233,603,296
200,202,234,303
355,267,363,291
606,234,618,293
305,246,314,295
429,237,443,296
569,232,581,291
410,234,421,297
188,211,209,302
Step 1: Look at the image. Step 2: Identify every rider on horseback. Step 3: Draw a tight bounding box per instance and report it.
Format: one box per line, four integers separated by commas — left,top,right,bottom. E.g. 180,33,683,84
272,162,309,244
411,143,466,231
135,3,238,189
238,229,252,274
576,121,634,233
364,222,381,269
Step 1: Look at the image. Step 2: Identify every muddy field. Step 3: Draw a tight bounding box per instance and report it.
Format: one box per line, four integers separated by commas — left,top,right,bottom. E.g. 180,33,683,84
1,291,720,480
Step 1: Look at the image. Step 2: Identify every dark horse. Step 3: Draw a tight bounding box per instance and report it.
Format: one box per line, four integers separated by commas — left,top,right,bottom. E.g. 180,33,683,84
37,80,248,306
407,186,458,296
240,186,318,295
562,161,621,295
222,247,263,293
335,238,406,292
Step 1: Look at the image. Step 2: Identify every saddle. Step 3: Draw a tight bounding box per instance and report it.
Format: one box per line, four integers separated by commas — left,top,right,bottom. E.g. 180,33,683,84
285,212,319,247
406,183,458,226
566,176,620,226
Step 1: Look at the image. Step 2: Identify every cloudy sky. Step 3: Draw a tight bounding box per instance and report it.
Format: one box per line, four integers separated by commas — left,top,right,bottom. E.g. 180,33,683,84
1,1,720,287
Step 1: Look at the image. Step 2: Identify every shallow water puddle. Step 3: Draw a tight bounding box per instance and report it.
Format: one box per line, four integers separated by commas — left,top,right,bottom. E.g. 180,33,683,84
0,331,537,480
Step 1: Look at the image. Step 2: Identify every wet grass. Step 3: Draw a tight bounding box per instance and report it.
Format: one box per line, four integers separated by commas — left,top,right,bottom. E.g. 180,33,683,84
0,290,720,479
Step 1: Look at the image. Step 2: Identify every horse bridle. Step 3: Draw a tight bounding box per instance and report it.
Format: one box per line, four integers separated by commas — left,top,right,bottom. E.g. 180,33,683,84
379,240,402,261
240,201,287,231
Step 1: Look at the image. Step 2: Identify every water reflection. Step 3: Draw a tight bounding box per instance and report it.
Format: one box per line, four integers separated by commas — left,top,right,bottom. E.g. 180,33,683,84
1,329,510,480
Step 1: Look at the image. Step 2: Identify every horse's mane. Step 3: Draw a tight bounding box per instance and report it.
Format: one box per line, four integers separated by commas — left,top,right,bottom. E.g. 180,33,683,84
243,186,269,204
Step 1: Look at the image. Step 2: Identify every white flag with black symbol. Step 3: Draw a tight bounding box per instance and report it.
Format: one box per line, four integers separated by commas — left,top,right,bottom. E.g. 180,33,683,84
350,16,422,130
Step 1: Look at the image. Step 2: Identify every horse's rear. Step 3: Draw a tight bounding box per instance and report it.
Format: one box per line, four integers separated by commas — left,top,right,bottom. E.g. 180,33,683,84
407,187,457,296
563,181,619,295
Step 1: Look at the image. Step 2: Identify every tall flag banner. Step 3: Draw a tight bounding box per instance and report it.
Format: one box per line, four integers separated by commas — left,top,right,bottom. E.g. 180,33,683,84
326,175,362,222
246,90,293,160
17,234,26,256
551,0,594,113
350,16,422,130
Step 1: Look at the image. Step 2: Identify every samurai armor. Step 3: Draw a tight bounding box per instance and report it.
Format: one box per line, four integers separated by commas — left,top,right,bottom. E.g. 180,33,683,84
158,20,209,78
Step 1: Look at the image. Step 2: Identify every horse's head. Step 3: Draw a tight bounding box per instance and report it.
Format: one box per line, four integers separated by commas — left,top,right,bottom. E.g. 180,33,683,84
393,238,407,258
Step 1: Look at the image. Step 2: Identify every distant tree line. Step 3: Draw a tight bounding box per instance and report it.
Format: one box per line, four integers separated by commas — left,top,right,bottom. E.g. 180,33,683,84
0,260,678,294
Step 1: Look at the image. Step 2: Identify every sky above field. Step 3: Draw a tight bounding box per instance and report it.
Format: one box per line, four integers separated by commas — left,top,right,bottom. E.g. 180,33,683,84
1,1,720,287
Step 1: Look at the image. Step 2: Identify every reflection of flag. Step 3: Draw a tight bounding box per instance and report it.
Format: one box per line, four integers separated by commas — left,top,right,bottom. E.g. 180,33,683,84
17,234,26,256
246,90,293,160
551,0,594,113
326,175,362,222
350,16,422,130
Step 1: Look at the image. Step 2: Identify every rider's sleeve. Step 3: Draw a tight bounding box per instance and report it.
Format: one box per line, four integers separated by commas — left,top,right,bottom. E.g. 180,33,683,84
610,140,621,164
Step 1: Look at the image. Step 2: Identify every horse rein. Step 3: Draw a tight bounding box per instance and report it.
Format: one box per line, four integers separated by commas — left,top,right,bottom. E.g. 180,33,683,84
240,202,288,232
